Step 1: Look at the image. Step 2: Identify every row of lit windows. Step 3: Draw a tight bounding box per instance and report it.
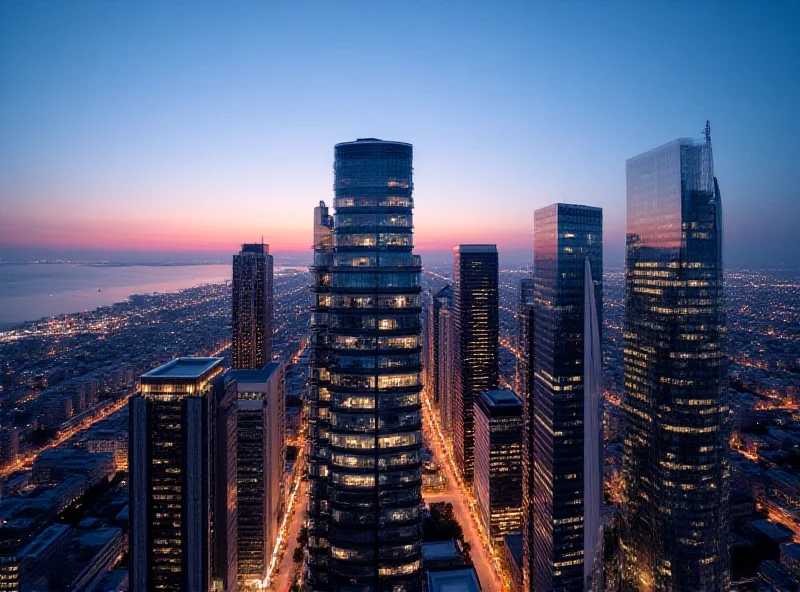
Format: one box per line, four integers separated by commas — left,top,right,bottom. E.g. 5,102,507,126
334,196,412,208
336,234,412,248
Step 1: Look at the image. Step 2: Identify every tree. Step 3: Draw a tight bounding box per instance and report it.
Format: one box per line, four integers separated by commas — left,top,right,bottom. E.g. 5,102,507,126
293,546,304,563
423,502,465,543
297,526,309,547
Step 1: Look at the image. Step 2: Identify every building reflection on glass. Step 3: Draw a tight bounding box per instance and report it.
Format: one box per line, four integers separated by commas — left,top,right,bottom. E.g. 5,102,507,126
620,123,729,591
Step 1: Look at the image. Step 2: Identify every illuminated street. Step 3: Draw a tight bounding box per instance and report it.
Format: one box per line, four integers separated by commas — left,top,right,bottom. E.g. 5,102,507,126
421,390,509,591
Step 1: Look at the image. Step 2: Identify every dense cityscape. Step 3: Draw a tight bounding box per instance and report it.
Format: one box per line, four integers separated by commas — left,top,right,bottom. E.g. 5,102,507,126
0,132,797,592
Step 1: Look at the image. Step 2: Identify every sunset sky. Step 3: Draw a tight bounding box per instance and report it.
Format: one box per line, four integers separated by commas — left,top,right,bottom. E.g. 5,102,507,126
1,1,798,267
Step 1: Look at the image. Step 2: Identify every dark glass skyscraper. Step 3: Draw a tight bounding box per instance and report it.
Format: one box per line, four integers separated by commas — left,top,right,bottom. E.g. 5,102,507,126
530,204,603,592
516,277,534,397
130,357,237,591
453,245,499,483
232,243,273,370
519,280,536,592
473,388,523,547
305,139,423,592
620,125,729,591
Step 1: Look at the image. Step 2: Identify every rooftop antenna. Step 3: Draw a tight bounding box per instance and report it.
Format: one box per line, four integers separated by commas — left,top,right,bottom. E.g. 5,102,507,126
704,120,711,145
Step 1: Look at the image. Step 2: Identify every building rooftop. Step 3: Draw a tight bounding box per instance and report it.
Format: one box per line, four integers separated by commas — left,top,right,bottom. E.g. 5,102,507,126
535,203,603,216
141,357,222,380
479,388,522,408
749,519,794,542
504,532,524,566
781,542,800,562
456,244,497,253
20,523,71,558
627,135,710,164
427,567,481,592
239,243,269,255
224,361,282,385
434,284,453,299
422,540,460,561
335,138,412,147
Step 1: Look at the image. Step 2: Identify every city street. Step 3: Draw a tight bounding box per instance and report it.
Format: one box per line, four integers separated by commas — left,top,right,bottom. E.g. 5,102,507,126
421,391,509,591
270,477,308,591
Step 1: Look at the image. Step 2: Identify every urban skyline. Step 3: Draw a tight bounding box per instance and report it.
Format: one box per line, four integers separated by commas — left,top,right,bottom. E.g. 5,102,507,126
1,3,798,591
2,2,799,268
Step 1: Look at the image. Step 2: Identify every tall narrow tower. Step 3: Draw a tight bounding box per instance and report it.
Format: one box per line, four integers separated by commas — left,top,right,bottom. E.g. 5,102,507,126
453,245,499,483
306,201,334,589
621,126,729,590
129,357,234,591
530,203,603,592
232,243,273,369
306,139,423,591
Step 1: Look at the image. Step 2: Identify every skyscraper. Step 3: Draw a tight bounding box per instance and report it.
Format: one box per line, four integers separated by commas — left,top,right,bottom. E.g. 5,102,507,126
305,139,423,591
515,277,534,396
425,285,453,407
306,200,334,589
473,388,523,547
620,125,729,591
130,357,237,591
519,285,536,592
214,370,239,592
453,245,499,483
232,243,273,370
225,362,285,585
438,305,456,436
530,204,603,592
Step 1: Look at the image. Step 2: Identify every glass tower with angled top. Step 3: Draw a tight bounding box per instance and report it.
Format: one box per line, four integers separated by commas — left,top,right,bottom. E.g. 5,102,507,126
530,203,603,592
620,124,729,591
306,139,423,592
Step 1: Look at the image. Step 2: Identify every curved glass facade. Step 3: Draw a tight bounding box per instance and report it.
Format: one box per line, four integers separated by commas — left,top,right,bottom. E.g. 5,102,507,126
307,140,423,592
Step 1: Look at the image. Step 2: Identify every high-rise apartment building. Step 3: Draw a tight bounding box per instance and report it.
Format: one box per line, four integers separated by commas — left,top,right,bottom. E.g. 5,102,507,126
130,357,238,591
305,139,423,591
621,125,729,590
453,245,499,483
232,243,273,370
530,204,603,592
438,306,456,436
306,200,334,588
473,388,523,547
515,278,534,396
225,362,285,585
425,285,453,406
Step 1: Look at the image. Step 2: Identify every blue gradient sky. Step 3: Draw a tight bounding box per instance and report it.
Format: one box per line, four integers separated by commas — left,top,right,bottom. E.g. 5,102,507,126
1,1,798,267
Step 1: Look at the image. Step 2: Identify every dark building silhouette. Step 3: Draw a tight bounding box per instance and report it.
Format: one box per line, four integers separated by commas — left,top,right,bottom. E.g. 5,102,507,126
620,125,729,591
129,357,238,591
425,285,453,408
530,204,603,592
232,243,273,370
305,139,423,591
453,245,499,483
306,200,334,588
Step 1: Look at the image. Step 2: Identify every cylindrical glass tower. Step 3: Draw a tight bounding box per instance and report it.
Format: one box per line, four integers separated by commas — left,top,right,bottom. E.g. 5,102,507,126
324,139,423,591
